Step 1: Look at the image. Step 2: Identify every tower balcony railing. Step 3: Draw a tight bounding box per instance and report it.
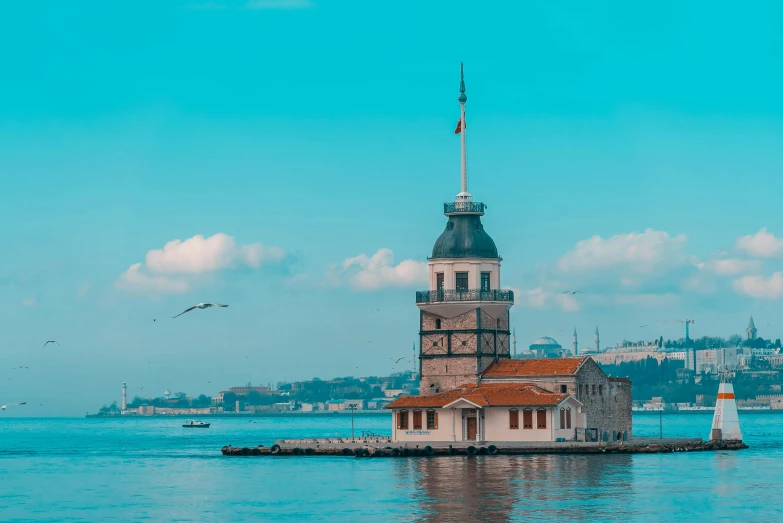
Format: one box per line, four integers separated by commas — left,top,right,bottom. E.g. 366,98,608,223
443,201,486,214
416,289,514,304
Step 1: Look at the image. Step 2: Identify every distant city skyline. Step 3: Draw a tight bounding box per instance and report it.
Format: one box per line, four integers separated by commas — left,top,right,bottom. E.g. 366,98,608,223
3,1,783,414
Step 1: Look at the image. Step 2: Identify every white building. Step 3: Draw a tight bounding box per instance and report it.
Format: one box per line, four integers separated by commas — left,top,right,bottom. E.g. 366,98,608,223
386,383,584,443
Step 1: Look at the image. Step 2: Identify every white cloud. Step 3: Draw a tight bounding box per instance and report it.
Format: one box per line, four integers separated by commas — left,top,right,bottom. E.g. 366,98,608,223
558,229,687,274
144,233,283,274
116,233,286,296
329,248,427,291
736,228,783,258
703,258,761,276
115,264,190,295
245,0,313,9
733,273,783,299
21,297,36,307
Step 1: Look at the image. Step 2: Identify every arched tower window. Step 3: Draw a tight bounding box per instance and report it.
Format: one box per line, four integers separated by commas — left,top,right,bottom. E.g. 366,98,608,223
435,319,441,330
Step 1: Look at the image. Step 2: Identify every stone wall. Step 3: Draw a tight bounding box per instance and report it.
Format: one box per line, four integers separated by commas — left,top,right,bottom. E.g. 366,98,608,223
421,333,449,356
421,310,478,331
479,310,509,330
451,332,478,354
421,357,479,393
573,359,632,439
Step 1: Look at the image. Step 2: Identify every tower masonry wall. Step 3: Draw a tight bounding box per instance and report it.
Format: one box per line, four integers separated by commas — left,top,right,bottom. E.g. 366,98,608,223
421,357,479,392
480,310,509,330
451,333,478,354
421,310,478,331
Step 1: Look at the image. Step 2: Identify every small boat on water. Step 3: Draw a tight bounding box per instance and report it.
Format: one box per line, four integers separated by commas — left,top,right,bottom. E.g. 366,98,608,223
182,420,210,428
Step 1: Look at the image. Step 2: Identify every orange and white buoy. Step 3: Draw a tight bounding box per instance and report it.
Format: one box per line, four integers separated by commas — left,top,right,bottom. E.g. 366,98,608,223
710,370,742,442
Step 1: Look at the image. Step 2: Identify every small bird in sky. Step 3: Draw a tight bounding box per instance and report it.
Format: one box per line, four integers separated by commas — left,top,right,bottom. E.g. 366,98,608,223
2,402,26,410
393,357,406,364
173,303,228,318
42,340,61,348
139,387,145,391
639,325,648,328
562,290,581,295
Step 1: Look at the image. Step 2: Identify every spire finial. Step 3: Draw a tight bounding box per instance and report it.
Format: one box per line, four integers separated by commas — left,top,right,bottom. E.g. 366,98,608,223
458,62,467,103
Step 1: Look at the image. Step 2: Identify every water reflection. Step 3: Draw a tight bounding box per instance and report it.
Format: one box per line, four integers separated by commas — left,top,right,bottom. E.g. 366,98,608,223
401,455,635,523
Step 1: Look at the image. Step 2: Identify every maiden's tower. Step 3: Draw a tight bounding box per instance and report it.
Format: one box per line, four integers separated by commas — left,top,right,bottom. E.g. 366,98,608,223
416,65,514,394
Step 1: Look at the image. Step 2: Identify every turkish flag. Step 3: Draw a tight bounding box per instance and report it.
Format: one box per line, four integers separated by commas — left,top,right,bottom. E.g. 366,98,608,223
454,116,465,134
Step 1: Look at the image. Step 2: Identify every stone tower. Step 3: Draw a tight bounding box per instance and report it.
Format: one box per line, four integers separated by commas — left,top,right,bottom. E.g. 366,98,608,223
572,328,578,355
746,316,757,340
417,65,514,394
121,382,127,414
595,326,600,353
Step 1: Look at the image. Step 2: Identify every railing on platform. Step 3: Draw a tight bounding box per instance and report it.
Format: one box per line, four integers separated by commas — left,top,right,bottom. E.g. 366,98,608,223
443,201,486,214
415,289,514,304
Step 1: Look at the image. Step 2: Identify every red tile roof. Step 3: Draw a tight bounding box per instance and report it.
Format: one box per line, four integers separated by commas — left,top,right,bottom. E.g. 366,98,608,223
481,357,587,378
385,383,570,409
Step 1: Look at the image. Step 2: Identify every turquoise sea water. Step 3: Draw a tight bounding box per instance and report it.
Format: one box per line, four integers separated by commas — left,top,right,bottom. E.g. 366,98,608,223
1,413,782,522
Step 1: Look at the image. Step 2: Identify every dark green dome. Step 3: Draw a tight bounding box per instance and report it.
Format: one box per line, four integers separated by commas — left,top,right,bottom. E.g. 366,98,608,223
431,214,499,259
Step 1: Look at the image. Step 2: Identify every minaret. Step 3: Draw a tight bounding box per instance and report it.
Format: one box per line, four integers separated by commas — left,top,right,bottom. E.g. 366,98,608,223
595,326,600,353
417,65,514,394
121,382,127,414
573,328,578,355
711,369,742,442
512,328,517,358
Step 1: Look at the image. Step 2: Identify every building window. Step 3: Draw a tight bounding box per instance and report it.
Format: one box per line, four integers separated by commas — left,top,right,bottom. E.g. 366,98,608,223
566,408,572,429
592,384,596,395
560,385,568,393
426,410,438,429
577,384,581,397
436,272,444,291
481,272,490,291
599,385,604,396
413,410,422,430
397,410,408,430
560,408,566,429
509,409,519,429
435,319,441,330
537,409,547,429
456,272,469,292
523,409,533,429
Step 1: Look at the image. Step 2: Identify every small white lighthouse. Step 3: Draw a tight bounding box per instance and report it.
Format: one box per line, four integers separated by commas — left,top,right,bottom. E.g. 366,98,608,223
121,382,127,414
710,370,742,442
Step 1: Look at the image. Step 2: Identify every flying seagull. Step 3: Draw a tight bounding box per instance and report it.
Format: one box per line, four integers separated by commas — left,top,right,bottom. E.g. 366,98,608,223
173,303,229,318
562,291,582,295
42,340,61,348
2,402,27,410
393,357,406,364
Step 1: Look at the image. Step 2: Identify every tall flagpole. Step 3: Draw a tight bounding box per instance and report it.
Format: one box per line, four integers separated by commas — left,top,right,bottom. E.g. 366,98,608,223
457,63,471,205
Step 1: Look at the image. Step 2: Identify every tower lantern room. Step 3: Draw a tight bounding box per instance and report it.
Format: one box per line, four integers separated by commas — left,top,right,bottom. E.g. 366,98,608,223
416,65,515,394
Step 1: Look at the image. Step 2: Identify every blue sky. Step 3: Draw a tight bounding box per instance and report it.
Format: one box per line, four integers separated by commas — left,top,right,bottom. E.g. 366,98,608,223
3,1,783,414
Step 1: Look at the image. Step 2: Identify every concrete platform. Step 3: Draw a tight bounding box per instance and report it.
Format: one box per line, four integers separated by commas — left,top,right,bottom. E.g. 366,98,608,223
220,437,748,457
